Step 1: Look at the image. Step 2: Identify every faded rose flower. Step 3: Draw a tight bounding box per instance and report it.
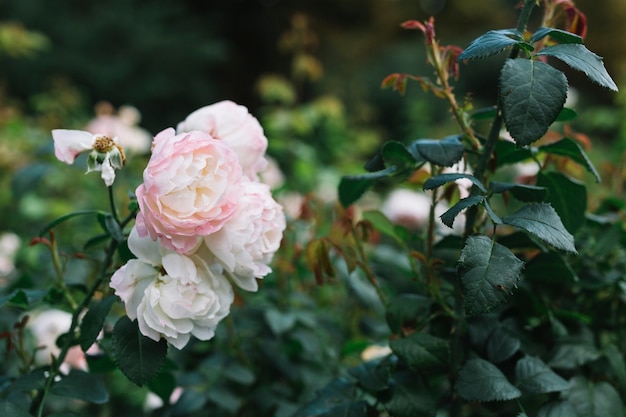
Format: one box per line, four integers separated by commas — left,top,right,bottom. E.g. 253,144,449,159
51,129,125,186
177,101,268,180
204,181,286,292
110,227,234,350
135,128,243,254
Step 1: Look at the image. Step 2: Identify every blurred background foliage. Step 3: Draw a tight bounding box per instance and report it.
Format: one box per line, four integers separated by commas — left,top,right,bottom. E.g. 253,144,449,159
1,0,626,415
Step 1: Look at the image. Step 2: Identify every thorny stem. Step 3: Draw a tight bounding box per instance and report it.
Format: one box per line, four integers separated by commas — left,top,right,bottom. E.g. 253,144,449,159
450,2,537,417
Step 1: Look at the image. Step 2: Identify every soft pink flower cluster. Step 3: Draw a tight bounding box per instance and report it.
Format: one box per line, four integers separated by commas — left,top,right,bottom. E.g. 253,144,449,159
105,101,287,349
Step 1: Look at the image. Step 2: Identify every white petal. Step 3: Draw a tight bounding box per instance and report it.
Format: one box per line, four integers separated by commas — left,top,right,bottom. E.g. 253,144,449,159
51,129,94,164
127,226,166,266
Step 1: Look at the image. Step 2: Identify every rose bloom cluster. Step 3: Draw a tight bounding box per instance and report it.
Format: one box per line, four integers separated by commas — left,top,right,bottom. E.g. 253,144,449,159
53,101,286,349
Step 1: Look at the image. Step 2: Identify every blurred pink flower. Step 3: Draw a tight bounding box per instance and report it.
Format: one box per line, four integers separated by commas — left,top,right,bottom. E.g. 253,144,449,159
204,181,286,292
86,103,152,155
135,128,243,254
177,101,268,180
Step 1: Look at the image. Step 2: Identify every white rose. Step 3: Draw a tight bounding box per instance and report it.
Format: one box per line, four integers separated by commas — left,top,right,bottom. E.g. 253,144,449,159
204,181,286,292
110,227,234,349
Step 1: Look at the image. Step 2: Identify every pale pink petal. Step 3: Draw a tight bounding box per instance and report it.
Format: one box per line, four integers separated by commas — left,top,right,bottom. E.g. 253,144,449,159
51,129,94,164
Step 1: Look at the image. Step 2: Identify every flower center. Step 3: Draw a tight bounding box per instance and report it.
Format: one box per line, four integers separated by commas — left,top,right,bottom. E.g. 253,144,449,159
93,135,116,153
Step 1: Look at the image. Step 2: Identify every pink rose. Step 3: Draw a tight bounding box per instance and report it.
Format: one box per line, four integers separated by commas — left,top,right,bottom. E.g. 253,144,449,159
204,181,286,291
135,128,243,254
176,101,268,180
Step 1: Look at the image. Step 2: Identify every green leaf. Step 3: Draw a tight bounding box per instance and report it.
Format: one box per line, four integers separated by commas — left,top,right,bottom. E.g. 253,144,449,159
146,370,176,404
0,401,32,417
385,294,432,334
349,357,392,392
494,139,534,167
362,210,406,245
339,167,397,207
483,200,503,225
458,235,524,316
111,316,167,386
538,138,601,182
320,402,368,417
39,210,104,236
293,378,357,417
537,401,578,417
486,326,520,363
562,376,624,417
384,371,436,417
500,58,568,146
382,140,421,168
515,356,569,394
97,212,124,242
489,182,548,202
537,44,618,91
440,195,485,228
556,107,578,122
390,332,449,370
423,173,486,193
502,203,577,253
410,135,465,167
458,29,525,61
49,371,109,404
79,295,116,352
456,358,522,402
536,172,587,234
524,252,577,284
471,106,497,120
0,289,47,309
603,344,626,392
264,309,297,335
549,340,600,369
530,27,583,44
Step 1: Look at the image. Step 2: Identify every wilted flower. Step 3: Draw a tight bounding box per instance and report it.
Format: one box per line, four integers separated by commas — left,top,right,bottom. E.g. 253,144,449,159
51,129,125,186
111,227,234,349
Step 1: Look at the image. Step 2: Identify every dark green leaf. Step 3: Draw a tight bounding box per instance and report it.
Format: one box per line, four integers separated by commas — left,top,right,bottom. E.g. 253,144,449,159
349,358,392,392
530,27,583,44
502,203,577,253
97,213,124,242
483,200,503,225
549,340,600,369
381,141,421,167
556,107,578,122
458,29,524,61
458,235,524,316
385,294,432,334
423,173,486,193
7,369,47,392
494,139,534,167
562,377,623,417
384,371,436,417
500,58,568,146
224,362,256,385
0,289,47,309
410,135,465,167
515,356,569,394
497,231,548,252
536,172,587,234
0,401,32,417
456,358,522,402
49,371,109,404
79,295,116,352
604,344,626,392
293,378,356,417
48,413,84,417
468,315,499,350
11,162,52,200
111,316,167,386
265,309,297,335
39,210,104,237
206,387,242,413
440,195,485,228
538,138,600,182
147,370,176,404
537,401,578,417
339,167,397,207
537,44,618,91
320,402,368,417
471,106,497,120
524,252,577,284
487,326,520,363
489,182,548,202
390,332,449,370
